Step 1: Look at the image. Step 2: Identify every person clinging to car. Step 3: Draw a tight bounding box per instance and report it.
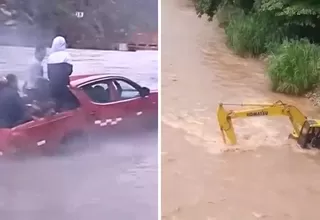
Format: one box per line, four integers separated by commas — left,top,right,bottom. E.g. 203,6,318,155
47,36,77,111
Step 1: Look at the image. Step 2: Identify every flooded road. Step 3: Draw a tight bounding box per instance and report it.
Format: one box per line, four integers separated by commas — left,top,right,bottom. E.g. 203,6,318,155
0,47,158,220
0,47,158,89
161,0,320,219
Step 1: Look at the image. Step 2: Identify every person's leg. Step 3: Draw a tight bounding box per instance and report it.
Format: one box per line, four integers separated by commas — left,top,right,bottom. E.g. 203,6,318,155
50,83,63,111
60,86,79,110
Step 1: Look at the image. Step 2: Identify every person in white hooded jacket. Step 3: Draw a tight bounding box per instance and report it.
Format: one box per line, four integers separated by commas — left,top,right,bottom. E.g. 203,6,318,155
47,36,76,111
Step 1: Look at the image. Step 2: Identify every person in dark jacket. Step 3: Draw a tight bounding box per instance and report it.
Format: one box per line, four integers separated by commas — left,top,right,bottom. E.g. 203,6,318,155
0,75,32,128
0,77,8,91
32,77,56,117
6,74,19,91
47,36,78,111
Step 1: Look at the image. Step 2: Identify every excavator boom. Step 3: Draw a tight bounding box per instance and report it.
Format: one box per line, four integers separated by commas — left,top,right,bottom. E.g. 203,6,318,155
217,100,307,145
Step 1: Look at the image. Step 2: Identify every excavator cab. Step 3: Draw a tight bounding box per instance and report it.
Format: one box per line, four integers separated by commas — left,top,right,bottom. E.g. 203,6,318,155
297,120,320,149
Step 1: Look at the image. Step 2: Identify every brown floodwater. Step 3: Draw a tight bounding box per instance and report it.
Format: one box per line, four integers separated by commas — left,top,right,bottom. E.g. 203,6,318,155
161,0,320,219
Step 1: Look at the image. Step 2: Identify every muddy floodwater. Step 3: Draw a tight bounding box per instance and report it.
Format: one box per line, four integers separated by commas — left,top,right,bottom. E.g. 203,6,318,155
0,47,158,220
162,0,320,219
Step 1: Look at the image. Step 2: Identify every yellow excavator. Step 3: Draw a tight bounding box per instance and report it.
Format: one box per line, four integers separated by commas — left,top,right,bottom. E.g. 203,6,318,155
217,100,320,149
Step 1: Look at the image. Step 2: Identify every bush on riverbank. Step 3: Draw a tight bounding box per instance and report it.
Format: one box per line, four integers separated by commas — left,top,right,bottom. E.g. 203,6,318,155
216,4,244,27
195,0,320,96
225,13,284,57
267,39,320,95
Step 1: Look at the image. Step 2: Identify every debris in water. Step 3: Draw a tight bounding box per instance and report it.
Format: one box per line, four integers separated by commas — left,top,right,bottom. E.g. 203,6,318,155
252,212,267,218
170,74,178,81
162,151,169,156
305,87,320,107
222,147,254,153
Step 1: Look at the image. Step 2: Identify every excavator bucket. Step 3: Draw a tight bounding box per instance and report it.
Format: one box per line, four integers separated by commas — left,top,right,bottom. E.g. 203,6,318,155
216,103,237,145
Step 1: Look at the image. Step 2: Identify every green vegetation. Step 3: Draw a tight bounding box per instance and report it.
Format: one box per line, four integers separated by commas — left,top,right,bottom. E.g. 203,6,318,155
225,13,284,56
216,4,244,27
195,0,320,96
267,40,320,95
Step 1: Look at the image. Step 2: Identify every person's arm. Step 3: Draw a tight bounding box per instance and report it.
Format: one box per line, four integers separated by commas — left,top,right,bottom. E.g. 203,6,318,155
22,81,27,93
13,92,31,119
65,63,73,76
68,64,73,76
39,65,44,77
65,53,73,75
36,64,44,77
29,63,44,78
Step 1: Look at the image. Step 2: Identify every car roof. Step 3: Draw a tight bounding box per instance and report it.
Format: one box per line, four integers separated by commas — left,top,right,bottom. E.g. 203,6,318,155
70,74,119,88
69,74,158,92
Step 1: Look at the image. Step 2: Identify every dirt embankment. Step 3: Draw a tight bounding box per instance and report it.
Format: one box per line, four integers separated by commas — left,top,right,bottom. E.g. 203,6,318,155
161,0,320,219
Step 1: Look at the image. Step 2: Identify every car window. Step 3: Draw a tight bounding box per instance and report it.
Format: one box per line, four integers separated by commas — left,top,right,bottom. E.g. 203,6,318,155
82,81,111,103
113,80,140,101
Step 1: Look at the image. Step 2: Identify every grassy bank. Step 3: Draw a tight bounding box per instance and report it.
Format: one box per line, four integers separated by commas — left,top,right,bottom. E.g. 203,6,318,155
195,0,320,99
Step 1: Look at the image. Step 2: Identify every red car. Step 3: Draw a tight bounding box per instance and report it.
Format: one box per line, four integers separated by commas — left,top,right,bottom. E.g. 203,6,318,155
0,74,158,155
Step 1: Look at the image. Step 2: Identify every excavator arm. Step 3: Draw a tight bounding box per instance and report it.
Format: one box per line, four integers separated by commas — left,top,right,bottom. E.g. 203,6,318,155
217,100,307,145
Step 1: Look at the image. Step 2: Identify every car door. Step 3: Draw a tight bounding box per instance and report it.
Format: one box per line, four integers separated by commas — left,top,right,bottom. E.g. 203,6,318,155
11,118,57,153
11,109,81,153
110,78,157,130
79,79,126,136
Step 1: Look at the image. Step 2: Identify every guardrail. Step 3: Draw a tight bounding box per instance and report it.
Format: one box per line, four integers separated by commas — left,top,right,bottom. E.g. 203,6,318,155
129,43,158,51
117,43,158,51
